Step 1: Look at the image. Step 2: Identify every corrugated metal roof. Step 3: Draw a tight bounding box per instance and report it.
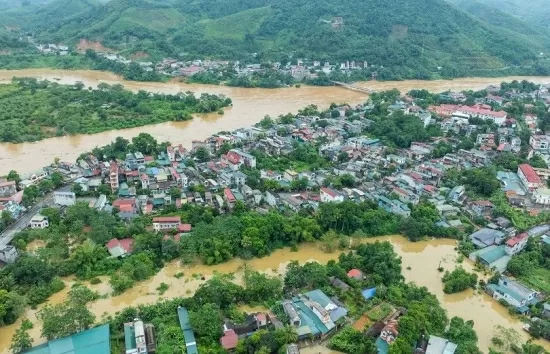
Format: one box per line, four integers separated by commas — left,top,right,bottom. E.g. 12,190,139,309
24,324,110,354
177,307,198,354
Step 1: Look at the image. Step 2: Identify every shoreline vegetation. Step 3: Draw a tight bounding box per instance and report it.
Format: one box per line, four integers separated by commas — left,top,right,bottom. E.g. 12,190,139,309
0,77,232,143
1,51,550,89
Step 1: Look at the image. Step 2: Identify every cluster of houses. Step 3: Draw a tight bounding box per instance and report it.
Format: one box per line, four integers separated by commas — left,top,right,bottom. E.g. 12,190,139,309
35,43,69,55
13,83,550,255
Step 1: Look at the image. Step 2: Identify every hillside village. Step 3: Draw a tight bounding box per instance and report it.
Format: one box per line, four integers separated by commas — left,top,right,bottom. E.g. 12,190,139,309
2,81,550,353
33,40,377,83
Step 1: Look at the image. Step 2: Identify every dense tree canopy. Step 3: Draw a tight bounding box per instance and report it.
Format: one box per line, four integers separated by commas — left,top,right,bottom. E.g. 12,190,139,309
0,78,231,142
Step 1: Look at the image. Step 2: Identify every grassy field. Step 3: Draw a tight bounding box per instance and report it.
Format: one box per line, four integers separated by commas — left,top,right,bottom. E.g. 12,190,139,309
519,267,550,293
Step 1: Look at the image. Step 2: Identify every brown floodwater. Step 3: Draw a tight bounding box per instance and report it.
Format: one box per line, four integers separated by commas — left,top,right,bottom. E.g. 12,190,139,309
0,235,548,354
0,69,549,175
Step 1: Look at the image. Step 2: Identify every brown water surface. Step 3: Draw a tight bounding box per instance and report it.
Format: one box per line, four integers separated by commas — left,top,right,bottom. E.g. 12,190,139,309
0,235,547,353
0,69,549,175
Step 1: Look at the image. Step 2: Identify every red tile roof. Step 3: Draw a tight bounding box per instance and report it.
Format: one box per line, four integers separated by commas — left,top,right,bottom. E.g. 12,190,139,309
178,224,192,232
224,188,236,202
321,187,338,198
153,216,181,223
143,203,153,214
519,164,542,184
119,204,134,212
506,233,528,247
347,269,362,278
118,238,134,253
113,199,136,207
106,238,134,253
256,313,267,323
0,181,16,188
125,170,139,177
224,151,241,165
220,330,239,350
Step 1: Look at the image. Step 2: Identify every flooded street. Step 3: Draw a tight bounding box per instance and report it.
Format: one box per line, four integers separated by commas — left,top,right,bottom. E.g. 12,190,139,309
0,235,547,353
0,69,548,175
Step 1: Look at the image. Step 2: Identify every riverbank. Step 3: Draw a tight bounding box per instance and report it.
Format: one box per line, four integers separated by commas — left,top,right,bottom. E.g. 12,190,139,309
0,69,549,175
0,235,547,354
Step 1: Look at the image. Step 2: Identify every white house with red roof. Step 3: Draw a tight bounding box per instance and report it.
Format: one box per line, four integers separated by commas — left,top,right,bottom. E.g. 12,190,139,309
456,105,507,125
320,187,344,203
152,216,181,232
505,233,528,256
222,151,242,171
224,188,236,208
517,164,543,191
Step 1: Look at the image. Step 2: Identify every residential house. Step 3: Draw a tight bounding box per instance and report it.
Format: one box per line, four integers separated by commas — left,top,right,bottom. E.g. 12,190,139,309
0,181,16,198
264,191,278,207
517,164,543,191
449,186,466,203
30,214,49,229
106,238,134,258
530,135,550,153
220,312,268,351
282,289,347,340
19,169,49,189
220,188,235,209
470,200,494,217
423,335,457,354
533,187,550,205
486,276,539,313
378,196,411,217
329,277,351,291
53,191,76,206
152,216,181,232
505,233,528,256
109,161,120,192
320,187,344,203
123,319,156,354
470,228,505,248
347,269,363,280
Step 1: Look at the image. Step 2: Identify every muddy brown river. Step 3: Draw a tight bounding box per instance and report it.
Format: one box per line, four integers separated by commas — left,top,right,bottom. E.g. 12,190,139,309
0,236,547,354
0,69,549,175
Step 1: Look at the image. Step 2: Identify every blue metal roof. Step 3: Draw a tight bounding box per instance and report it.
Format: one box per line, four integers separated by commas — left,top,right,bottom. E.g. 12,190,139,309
361,287,377,300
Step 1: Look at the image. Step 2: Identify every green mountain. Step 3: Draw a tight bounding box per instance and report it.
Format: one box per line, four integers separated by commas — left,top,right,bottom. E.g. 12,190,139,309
0,0,99,33
3,0,550,78
448,0,550,29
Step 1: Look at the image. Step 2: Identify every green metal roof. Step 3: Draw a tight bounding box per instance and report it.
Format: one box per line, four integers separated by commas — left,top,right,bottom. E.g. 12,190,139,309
479,246,506,265
23,324,110,354
177,307,198,354
123,323,137,351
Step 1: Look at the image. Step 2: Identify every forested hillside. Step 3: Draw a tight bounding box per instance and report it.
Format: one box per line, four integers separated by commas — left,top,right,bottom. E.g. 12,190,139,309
448,0,550,29
2,0,550,77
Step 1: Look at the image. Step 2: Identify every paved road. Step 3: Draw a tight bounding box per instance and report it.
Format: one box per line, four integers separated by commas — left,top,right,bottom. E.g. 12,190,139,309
0,185,71,248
